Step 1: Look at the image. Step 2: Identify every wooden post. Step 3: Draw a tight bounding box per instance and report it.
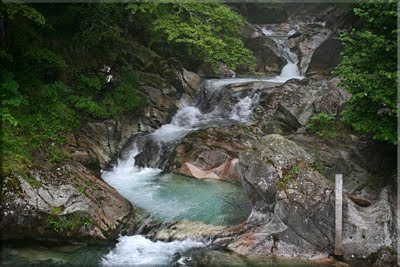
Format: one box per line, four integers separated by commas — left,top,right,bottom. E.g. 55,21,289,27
335,174,343,256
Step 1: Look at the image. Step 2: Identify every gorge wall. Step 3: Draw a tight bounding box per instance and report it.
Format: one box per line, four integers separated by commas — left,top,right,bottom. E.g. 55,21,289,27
1,3,397,266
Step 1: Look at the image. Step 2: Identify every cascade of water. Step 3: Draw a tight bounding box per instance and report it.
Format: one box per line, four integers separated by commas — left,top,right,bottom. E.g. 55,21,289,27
101,80,259,264
101,27,305,263
261,26,303,82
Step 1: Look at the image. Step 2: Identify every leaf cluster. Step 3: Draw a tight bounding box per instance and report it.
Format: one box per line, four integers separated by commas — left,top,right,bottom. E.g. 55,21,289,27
128,1,255,71
1,4,144,175
335,0,397,144
306,112,337,139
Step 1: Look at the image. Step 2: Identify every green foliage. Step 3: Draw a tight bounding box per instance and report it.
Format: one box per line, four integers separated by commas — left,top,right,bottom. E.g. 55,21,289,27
128,1,255,71
78,186,87,193
1,4,144,176
23,175,42,189
51,206,64,216
47,213,93,232
280,163,302,186
1,3,46,26
306,113,337,138
73,3,127,60
335,0,397,144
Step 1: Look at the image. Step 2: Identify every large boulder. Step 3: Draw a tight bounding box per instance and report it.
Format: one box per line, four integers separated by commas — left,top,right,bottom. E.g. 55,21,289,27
166,126,257,183
1,161,142,244
243,37,286,75
306,37,344,76
254,77,350,135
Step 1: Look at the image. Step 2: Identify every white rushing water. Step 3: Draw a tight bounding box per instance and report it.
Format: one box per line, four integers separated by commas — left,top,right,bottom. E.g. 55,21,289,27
102,235,203,266
261,26,304,83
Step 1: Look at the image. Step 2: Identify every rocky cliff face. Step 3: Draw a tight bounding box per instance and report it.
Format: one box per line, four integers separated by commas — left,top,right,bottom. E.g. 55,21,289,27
1,57,203,244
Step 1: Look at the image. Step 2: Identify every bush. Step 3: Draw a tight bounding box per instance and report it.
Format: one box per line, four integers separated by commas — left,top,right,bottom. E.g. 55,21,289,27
335,0,397,144
306,113,336,138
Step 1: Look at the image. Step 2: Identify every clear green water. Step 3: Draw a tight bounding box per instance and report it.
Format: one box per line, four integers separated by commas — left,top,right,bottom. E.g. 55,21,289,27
102,162,252,226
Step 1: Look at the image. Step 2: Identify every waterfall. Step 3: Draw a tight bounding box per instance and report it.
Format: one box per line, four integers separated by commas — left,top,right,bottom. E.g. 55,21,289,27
261,26,303,82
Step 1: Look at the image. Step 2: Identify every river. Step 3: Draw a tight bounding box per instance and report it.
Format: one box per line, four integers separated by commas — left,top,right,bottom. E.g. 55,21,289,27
2,28,306,266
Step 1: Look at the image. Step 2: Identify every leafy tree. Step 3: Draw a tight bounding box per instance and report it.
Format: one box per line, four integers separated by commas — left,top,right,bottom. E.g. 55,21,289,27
335,0,397,144
0,3,144,175
128,1,255,71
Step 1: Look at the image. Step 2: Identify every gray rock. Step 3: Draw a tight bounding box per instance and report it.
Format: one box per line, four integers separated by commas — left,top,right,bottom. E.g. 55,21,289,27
230,134,397,261
307,37,344,76
1,162,142,243
254,78,344,134
342,186,396,259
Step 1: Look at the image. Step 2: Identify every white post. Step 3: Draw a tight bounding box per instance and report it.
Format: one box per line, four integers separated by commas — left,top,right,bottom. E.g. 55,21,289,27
335,174,343,256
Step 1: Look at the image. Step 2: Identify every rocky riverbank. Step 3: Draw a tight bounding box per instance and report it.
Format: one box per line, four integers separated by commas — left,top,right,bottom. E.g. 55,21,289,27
1,53,203,244
1,3,397,267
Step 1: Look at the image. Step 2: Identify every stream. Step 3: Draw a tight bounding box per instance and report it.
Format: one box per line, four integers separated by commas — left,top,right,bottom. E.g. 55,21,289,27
100,26,303,265
2,28,306,266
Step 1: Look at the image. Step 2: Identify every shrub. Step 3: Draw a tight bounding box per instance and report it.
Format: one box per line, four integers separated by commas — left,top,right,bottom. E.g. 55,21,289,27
306,113,336,138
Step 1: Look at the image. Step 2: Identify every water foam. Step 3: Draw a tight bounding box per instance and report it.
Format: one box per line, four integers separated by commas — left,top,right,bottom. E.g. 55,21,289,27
101,235,203,266
230,96,257,121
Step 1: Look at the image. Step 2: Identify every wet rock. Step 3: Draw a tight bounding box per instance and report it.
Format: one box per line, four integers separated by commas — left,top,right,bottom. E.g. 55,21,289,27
148,221,226,241
247,37,286,75
240,4,355,76
287,134,385,194
218,64,236,78
182,68,202,92
239,134,313,212
342,186,396,259
167,127,257,183
134,136,175,169
297,28,333,75
224,134,335,259
197,63,236,78
312,80,351,117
